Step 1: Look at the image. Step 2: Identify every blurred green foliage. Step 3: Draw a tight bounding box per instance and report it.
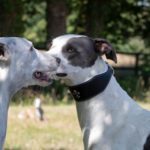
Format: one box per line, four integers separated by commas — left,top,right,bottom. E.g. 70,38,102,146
67,0,88,34
1,0,150,52
0,0,149,103
23,1,47,47
66,0,150,53
0,0,24,36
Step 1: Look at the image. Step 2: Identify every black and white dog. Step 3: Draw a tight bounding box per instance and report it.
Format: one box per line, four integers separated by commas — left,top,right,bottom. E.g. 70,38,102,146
48,34,150,150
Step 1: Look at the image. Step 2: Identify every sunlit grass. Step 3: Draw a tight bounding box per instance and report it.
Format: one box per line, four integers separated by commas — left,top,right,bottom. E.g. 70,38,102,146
5,105,83,150
4,102,150,150
139,102,150,110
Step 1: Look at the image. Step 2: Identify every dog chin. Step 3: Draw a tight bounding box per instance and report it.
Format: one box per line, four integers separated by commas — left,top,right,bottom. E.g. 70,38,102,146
38,79,53,87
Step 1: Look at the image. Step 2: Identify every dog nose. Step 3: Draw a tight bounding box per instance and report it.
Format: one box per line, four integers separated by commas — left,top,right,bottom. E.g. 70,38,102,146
55,57,61,64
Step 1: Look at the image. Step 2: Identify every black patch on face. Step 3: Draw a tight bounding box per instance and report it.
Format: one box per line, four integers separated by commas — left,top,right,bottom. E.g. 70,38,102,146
0,43,5,56
144,134,150,150
62,37,98,68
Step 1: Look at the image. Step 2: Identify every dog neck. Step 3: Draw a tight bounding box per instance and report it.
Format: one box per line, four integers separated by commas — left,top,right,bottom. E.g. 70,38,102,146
67,59,143,148
69,65,113,102
75,75,143,149
0,66,23,104
0,66,18,150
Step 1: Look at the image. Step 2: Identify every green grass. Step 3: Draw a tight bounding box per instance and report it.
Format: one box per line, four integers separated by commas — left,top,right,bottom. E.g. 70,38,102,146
4,102,150,150
5,105,83,150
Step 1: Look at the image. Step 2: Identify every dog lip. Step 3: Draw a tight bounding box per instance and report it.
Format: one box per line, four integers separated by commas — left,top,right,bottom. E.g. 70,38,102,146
33,71,52,83
56,73,67,77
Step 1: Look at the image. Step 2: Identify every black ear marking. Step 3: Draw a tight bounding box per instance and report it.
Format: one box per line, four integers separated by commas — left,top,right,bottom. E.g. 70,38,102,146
0,43,5,56
46,39,53,50
94,38,117,63
0,43,10,63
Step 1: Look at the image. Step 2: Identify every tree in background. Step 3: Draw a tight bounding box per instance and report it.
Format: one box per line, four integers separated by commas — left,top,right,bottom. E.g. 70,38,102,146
23,0,68,46
0,0,24,36
0,0,149,102
102,0,150,52
67,0,88,34
0,0,149,53
67,0,150,52
46,0,67,40
23,0,47,47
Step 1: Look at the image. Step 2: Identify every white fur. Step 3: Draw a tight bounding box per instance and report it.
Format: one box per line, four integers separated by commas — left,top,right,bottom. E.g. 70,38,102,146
0,37,56,150
48,34,150,150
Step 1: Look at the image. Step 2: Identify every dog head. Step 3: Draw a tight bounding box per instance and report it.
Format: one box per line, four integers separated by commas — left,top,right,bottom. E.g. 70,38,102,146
48,34,117,85
0,37,57,89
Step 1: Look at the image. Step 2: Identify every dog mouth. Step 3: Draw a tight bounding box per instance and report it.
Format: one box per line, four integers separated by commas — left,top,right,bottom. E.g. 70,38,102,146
56,73,67,77
33,71,52,84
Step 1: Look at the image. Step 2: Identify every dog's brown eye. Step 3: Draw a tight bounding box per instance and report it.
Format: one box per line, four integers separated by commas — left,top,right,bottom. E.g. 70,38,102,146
66,48,76,53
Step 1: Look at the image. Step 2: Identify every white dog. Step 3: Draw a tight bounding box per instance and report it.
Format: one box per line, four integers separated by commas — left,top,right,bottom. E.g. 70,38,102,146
48,34,150,150
0,37,57,150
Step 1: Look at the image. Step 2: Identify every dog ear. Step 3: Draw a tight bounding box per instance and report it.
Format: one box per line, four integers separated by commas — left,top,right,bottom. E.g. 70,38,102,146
94,38,117,63
0,43,10,62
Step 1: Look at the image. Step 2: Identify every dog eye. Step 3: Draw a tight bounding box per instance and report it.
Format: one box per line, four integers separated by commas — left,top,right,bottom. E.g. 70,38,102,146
33,71,43,78
66,48,76,53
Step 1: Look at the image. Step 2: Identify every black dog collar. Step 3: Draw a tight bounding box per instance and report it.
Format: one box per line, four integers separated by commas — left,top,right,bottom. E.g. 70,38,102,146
68,65,113,102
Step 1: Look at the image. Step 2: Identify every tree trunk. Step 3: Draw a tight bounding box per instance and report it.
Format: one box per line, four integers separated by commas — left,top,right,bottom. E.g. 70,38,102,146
0,0,24,36
85,0,111,37
46,0,67,40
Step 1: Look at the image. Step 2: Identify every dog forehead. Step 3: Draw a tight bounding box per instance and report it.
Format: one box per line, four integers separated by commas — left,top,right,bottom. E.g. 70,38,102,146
9,37,32,49
0,37,32,48
0,37,32,51
52,34,86,46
